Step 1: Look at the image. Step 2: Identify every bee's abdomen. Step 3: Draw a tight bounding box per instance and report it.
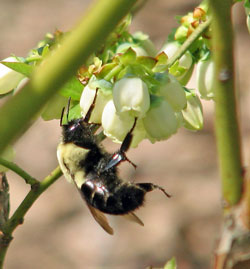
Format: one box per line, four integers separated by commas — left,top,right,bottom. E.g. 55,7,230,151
81,181,146,215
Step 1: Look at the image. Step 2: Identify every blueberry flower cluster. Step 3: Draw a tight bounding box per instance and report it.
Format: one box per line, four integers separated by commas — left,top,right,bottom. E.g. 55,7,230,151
0,8,209,149
78,45,203,147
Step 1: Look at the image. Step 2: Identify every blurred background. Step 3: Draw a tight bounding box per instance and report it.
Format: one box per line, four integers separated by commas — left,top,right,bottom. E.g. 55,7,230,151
1,0,250,268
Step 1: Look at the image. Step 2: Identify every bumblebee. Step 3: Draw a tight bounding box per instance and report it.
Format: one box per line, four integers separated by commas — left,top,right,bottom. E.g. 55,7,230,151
57,91,170,235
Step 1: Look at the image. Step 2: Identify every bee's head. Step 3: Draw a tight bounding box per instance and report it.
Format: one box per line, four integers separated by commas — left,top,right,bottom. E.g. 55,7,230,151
60,100,98,147
61,117,85,142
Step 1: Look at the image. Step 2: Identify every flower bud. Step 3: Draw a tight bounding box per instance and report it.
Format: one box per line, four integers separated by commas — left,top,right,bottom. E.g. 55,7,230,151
193,7,206,20
182,91,203,130
158,74,187,111
196,57,215,100
143,96,178,142
80,84,112,123
113,77,150,117
175,25,189,42
0,57,25,95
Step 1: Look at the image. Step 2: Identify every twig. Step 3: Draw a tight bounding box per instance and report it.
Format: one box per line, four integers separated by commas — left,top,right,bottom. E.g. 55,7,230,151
0,166,62,268
0,158,38,186
167,17,212,68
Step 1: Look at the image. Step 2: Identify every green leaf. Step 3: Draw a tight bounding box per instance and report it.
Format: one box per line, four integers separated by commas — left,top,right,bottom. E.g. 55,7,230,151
59,77,84,101
167,28,177,43
119,47,136,65
153,52,168,72
97,63,117,78
60,103,82,125
68,103,82,122
1,62,34,77
89,78,113,94
244,0,250,8
116,66,132,80
137,56,156,70
168,61,186,77
164,257,177,269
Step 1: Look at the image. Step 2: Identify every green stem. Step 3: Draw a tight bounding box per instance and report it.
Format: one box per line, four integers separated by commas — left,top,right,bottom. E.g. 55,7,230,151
104,65,123,81
0,0,137,154
0,166,62,267
0,158,38,186
209,0,243,206
167,17,212,67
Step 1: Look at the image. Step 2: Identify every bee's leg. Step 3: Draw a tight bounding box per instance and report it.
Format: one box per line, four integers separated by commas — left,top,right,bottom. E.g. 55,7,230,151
84,88,99,123
137,183,171,198
120,118,137,154
103,118,137,171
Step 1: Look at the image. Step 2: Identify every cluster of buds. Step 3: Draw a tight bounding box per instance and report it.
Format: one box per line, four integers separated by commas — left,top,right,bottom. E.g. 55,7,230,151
174,0,211,44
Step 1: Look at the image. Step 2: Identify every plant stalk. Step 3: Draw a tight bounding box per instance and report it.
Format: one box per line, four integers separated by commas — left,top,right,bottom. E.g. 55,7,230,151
0,158,38,186
209,1,243,206
167,17,212,68
0,166,62,268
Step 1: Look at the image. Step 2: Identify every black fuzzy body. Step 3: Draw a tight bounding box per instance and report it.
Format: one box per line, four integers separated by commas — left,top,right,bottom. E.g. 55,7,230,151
60,118,150,215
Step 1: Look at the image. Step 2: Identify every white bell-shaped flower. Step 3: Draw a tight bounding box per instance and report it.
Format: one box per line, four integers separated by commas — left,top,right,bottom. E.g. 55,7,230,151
158,74,187,111
143,97,178,142
113,77,150,117
80,84,111,123
102,100,135,144
182,91,203,130
196,58,215,100
161,42,193,70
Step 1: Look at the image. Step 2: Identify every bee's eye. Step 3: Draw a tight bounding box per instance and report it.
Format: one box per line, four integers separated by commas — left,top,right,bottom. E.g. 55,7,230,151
69,122,80,132
69,124,76,131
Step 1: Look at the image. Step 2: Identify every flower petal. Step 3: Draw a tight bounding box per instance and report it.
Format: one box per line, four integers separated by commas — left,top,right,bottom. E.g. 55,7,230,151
143,97,178,142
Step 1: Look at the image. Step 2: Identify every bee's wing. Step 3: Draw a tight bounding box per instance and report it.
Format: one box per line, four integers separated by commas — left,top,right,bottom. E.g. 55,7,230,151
123,212,144,226
72,179,114,235
86,203,114,235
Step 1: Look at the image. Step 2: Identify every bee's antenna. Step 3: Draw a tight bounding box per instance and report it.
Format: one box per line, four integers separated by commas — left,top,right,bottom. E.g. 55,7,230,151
60,107,65,127
66,97,71,123
84,88,99,123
